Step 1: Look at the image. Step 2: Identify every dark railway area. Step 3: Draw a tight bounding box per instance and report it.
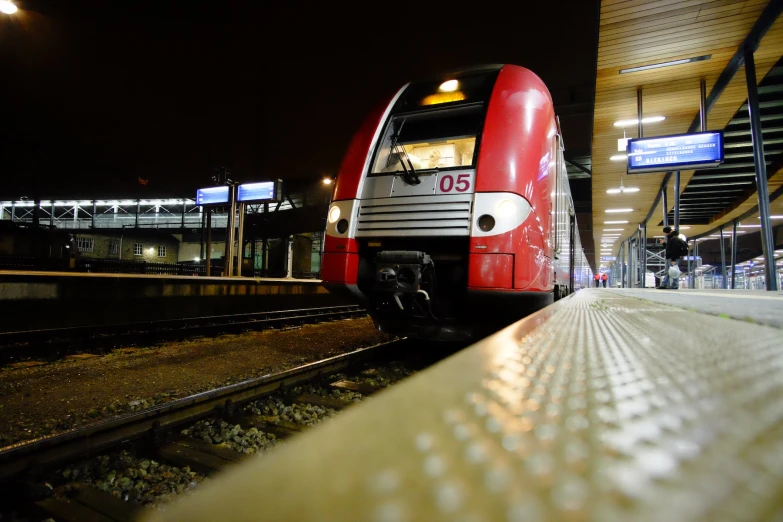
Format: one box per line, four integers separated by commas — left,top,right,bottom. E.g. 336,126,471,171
0,305,367,366
0,338,463,522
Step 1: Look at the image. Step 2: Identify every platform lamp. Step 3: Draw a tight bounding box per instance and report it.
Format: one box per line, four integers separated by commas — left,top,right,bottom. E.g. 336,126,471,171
0,1,18,14
318,175,337,278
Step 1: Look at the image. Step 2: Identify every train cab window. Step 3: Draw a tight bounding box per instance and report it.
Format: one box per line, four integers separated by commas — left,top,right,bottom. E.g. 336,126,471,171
371,105,482,175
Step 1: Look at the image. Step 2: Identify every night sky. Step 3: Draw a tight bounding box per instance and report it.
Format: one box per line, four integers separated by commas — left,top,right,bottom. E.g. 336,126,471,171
0,1,599,201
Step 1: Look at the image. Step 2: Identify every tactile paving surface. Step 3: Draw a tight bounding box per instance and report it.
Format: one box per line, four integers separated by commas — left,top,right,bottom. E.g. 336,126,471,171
147,289,783,522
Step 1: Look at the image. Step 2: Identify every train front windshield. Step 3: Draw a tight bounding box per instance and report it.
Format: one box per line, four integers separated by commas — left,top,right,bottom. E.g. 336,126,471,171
370,68,500,176
370,106,482,174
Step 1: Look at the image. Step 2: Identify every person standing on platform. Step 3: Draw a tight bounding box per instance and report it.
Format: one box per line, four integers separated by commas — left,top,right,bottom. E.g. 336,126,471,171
657,227,671,289
601,273,608,288
594,273,600,287
662,227,688,289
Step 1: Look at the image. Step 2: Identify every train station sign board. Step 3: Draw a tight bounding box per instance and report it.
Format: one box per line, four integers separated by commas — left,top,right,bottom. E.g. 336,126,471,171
237,181,281,203
626,131,723,174
600,256,617,261
196,186,230,206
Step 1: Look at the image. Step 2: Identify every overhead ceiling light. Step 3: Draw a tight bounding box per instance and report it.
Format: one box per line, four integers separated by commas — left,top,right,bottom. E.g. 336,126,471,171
610,154,627,161
439,79,459,92
606,179,640,194
605,220,629,224
679,226,691,230
603,228,624,231
613,116,666,128
619,54,711,74
739,224,762,228
605,208,633,213
0,1,18,14
759,215,783,219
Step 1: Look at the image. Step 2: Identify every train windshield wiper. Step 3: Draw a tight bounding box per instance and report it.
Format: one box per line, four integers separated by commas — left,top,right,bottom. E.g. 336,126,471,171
388,118,420,185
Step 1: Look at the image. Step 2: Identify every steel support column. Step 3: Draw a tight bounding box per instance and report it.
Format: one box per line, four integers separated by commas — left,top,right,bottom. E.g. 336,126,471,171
637,229,642,287
237,202,246,277
225,184,237,278
205,210,212,277
700,79,707,131
731,220,738,290
719,227,727,289
200,209,206,262
642,223,647,288
662,187,668,227
637,88,643,139
744,48,778,290
135,200,140,228
673,171,680,231
92,201,97,229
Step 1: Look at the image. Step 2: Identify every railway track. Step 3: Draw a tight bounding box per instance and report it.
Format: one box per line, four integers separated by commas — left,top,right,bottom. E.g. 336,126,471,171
0,338,454,522
0,304,367,365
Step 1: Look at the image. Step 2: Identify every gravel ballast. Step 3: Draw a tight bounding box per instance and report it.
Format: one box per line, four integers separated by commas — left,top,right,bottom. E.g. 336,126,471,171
0,317,395,446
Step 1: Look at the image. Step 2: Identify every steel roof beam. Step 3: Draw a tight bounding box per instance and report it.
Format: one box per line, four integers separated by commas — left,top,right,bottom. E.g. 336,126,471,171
642,0,783,225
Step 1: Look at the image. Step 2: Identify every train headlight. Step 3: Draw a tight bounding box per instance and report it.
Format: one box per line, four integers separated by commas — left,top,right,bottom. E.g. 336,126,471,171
328,206,341,223
495,199,517,217
477,215,495,232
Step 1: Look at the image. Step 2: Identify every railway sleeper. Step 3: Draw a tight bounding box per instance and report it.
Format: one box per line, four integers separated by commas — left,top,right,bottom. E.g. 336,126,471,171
156,437,245,475
224,414,301,440
288,393,350,411
328,380,384,396
34,485,152,522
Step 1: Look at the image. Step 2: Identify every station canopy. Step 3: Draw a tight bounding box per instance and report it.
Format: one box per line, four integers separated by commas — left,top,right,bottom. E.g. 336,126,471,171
592,0,783,269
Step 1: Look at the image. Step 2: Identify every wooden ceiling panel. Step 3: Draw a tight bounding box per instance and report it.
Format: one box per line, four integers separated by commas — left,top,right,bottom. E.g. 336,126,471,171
601,0,715,25
590,0,783,267
600,13,762,48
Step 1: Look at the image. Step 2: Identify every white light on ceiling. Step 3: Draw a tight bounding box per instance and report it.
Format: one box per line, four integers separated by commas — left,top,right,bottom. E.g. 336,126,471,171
759,215,783,219
603,228,624,231
610,154,627,161
0,1,18,14
619,55,711,74
439,80,459,92
606,187,640,194
613,116,666,128
605,220,629,224
605,208,633,213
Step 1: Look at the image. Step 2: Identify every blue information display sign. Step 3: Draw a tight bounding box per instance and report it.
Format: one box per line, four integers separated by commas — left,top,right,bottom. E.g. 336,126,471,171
196,186,230,206
626,131,723,174
237,181,277,203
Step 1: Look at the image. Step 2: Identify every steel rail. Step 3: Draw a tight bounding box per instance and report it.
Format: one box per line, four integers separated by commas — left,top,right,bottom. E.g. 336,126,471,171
0,305,367,361
0,339,405,484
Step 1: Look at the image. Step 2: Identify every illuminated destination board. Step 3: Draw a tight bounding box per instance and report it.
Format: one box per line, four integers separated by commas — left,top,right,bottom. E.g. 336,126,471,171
237,181,277,203
627,131,723,174
196,186,230,206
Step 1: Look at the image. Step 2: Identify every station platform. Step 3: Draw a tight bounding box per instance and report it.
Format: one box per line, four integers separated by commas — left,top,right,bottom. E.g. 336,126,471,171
0,271,349,331
146,288,783,522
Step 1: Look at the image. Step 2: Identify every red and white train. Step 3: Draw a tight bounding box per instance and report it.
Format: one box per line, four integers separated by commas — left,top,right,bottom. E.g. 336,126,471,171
322,64,592,341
